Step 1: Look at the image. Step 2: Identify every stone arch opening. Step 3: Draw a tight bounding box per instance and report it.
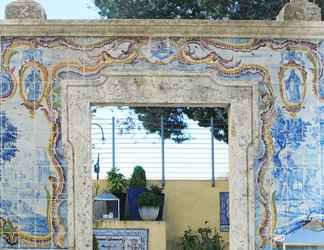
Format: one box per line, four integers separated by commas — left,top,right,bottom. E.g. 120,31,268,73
61,71,258,250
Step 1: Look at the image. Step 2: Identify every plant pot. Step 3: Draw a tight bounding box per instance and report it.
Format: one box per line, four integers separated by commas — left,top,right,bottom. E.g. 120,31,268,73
156,193,164,221
112,192,126,220
138,207,160,221
127,187,146,220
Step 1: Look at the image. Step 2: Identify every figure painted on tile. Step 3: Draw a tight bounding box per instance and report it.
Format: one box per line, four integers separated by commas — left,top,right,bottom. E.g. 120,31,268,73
285,69,302,104
24,69,42,102
0,71,14,99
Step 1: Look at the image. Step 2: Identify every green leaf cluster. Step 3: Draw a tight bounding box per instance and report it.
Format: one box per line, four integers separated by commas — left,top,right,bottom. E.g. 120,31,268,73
150,184,163,195
107,167,128,193
180,222,227,250
137,191,163,208
129,165,147,188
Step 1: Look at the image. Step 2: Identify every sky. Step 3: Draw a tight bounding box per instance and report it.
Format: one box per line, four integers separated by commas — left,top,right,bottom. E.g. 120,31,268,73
0,0,100,19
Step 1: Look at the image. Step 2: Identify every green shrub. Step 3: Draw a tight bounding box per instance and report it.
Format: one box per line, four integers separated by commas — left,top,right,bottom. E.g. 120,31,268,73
181,227,199,250
150,184,163,195
129,166,146,188
180,222,227,250
137,191,162,208
107,167,128,193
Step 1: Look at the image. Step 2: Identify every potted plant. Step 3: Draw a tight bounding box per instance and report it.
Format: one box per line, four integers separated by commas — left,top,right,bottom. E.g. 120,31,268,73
127,165,147,220
150,185,164,221
107,167,128,220
137,191,163,221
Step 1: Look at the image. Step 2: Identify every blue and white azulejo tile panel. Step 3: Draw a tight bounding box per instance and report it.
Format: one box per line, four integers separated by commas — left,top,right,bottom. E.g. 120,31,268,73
94,229,148,250
220,192,230,232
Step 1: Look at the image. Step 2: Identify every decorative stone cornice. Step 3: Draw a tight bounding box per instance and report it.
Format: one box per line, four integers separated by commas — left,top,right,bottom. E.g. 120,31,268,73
0,20,324,39
276,0,321,21
5,0,47,20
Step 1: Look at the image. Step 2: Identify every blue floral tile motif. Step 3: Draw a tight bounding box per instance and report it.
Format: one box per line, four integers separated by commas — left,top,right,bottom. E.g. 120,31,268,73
0,71,14,99
24,69,43,102
23,49,43,63
272,108,310,151
150,40,175,61
0,112,17,163
220,192,229,232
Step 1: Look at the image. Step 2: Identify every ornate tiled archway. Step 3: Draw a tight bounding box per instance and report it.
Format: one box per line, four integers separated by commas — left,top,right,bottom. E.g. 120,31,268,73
0,12,324,250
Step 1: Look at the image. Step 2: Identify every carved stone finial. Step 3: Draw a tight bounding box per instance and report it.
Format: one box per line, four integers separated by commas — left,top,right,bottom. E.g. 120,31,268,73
5,0,47,20
277,0,321,21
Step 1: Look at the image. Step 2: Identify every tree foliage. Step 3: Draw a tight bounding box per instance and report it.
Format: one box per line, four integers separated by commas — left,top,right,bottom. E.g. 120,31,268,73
133,107,228,143
94,0,292,20
106,166,128,193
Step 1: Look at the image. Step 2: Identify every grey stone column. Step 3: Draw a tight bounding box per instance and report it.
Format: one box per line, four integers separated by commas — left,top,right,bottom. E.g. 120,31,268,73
276,0,321,21
5,0,47,20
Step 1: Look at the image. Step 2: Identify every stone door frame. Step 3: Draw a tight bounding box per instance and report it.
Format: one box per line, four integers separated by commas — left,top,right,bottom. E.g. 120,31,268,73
61,70,259,250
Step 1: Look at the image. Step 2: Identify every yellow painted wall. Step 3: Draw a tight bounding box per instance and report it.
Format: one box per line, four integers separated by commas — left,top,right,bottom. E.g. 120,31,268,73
93,179,229,249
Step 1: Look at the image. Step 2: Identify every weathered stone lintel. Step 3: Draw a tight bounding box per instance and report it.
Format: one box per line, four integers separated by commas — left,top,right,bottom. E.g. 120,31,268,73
0,20,324,39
